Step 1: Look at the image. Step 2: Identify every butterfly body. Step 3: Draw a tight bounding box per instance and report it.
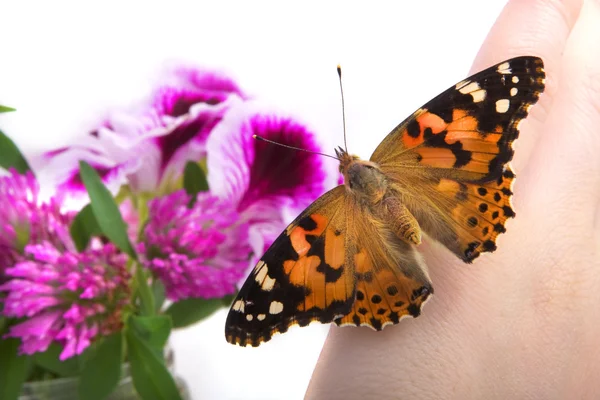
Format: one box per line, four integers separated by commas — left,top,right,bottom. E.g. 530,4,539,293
226,56,545,347
340,150,387,202
338,148,422,245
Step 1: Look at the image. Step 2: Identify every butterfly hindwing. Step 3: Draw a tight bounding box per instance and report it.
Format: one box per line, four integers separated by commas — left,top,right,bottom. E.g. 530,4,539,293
335,202,433,330
371,56,545,262
225,186,354,346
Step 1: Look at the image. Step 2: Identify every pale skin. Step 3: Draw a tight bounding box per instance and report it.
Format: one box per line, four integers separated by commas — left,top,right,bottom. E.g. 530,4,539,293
306,0,600,398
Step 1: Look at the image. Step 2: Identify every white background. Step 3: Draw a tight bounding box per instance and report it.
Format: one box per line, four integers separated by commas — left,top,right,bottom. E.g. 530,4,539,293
0,1,506,399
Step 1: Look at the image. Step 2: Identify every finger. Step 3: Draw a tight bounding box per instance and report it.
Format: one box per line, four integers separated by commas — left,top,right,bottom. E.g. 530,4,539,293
470,0,583,173
524,0,600,223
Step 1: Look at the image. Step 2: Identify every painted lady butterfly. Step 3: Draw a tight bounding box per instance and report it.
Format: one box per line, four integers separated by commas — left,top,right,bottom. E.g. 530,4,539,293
225,56,545,346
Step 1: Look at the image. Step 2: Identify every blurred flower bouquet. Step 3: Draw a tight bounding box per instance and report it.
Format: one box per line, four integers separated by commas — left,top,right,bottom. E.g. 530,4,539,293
0,68,329,400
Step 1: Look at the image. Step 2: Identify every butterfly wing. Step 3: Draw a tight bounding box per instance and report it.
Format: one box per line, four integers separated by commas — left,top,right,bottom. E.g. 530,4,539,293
335,199,433,330
371,56,545,262
225,185,434,345
225,185,354,346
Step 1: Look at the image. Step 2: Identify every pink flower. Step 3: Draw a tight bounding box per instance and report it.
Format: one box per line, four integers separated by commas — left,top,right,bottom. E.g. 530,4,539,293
206,102,329,265
33,68,245,202
0,243,130,360
139,190,251,301
0,170,74,279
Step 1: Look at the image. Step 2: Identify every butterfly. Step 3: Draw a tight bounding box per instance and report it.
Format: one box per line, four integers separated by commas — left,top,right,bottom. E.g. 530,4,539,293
225,56,545,346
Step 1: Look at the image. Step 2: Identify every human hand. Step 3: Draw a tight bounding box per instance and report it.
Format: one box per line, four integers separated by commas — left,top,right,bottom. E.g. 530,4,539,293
306,0,600,398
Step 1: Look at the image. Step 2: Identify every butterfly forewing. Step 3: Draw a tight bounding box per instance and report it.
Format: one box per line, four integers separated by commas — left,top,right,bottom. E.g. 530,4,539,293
371,56,545,262
225,186,354,346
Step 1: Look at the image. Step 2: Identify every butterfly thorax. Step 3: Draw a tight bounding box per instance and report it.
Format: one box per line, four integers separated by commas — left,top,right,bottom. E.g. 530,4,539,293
336,147,388,205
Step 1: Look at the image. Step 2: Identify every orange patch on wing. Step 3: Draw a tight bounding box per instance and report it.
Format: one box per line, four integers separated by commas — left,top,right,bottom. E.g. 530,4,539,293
461,152,496,173
402,129,424,148
354,249,372,274
284,227,353,312
415,147,456,168
288,214,328,257
324,230,344,269
417,112,447,134
447,109,478,132
444,130,502,154
402,111,448,148
436,178,462,193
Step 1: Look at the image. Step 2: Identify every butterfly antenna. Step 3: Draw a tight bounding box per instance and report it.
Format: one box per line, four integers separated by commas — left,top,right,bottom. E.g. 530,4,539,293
252,135,340,161
337,64,348,154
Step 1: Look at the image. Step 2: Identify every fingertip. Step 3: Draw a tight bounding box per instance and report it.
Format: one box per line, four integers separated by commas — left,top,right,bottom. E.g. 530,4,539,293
471,0,582,74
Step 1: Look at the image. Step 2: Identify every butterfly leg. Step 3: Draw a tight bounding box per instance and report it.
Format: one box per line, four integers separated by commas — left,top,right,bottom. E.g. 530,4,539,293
380,196,422,245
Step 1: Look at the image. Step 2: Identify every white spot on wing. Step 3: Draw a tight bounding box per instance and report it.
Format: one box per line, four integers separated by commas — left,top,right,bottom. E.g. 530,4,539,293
254,260,276,291
246,314,253,321
457,81,480,94
261,275,276,291
456,81,485,103
233,300,245,313
495,99,510,113
257,314,266,321
269,301,284,314
512,76,519,83
254,261,267,282
510,88,518,97
471,90,486,103
497,62,511,74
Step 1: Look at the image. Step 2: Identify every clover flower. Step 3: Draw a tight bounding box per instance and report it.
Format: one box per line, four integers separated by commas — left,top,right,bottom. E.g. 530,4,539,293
0,170,74,277
140,190,251,301
0,243,130,360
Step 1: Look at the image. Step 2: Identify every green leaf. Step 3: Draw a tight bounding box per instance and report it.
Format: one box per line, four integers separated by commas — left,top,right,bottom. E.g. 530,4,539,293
126,327,182,400
152,280,166,313
70,204,103,252
79,161,137,259
135,265,155,316
183,161,208,206
166,297,226,329
0,129,31,174
0,338,31,400
0,105,16,113
33,343,80,377
78,332,123,400
128,315,171,352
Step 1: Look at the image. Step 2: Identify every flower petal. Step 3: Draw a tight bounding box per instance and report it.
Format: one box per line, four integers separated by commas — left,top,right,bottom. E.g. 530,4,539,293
34,143,140,208
207,101,330,259
152,66,245,117
5,310,62,355
207,101,327,214
152,95,243,192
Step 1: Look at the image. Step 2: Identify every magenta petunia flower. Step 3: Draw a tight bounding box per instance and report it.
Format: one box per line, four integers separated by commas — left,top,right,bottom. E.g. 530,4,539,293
206,101,330,263
139,190,252,301
0,170,74,278
0,242,130,360
33,67,245,201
